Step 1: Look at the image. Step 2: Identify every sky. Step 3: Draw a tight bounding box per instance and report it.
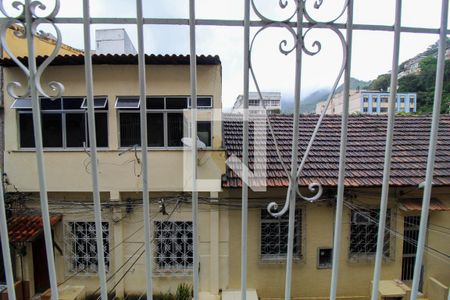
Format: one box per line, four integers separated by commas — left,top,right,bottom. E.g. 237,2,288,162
5,0,448,110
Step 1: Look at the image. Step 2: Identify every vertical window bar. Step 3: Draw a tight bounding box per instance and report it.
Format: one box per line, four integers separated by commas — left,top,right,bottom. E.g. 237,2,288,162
82,1,108,299
24,1,59,299
329,1,353,299
0,171,16,300
241,0,250,299
136,1,153,299
370,1,402,299
410,0,449,299
284,2,304,300
189,1,199,299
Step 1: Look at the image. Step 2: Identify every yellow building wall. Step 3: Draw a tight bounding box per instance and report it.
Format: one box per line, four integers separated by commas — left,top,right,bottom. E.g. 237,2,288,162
223,187,421,299
422,188,450,298
3,25,83,58
3,63,224,193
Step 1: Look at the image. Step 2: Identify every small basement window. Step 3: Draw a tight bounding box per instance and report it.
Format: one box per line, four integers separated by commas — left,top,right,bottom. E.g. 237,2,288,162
317,247,332,269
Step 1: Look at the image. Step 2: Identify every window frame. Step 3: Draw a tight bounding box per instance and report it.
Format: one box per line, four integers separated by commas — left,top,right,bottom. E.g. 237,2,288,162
153,220,193,275
16,96,109,150
117,95,213,149
349,208,392,260
64,221,110,275
259,208,302,262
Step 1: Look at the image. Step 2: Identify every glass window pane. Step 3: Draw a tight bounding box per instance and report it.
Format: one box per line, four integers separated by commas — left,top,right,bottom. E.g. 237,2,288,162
63,98,84,110
119,113,140,147
147,113,164,147
66,113,86,147
19,113,35,148
146,97,165,109
167,113,184,147
197,121,211,147
11,98,32,109
116,97,140,109
41,98,61,110
81,97,108,109
166,97,188,109
198,97,212,107
95,112,108,147
42,114,62,147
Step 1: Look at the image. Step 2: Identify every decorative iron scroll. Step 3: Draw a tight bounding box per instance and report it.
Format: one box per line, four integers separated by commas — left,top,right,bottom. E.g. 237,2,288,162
0,0,64,99
247,0,349,217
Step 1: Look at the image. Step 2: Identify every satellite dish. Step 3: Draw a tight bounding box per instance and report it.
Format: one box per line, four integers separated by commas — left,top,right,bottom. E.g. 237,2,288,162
181,137,207,149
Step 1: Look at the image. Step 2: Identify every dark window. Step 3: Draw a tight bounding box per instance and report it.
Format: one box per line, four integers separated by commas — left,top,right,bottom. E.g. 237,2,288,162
94,113,108,147
166,97,188,109
146,97,165,109
197,121,211,147
317,247,332,269
18,97,108,149
154,221,193,271
63,98,84,109
148,113,164,147
66,113,86,147
41,98,61,110
349,209,391,256
42,114,63,147
120,113,140,147
260,209,301,259
380,107,388,113
363,107,368,112
167,113,184,146
189,97,212,108
19,113,35,148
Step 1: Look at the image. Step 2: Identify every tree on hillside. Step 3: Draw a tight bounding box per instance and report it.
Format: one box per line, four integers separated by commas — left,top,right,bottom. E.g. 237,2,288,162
398,56,450,113
367,73,390,91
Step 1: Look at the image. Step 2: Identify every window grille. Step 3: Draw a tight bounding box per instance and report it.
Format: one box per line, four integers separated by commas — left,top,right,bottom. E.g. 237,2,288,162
64,222,110,274
154,221,193,274
260,209,301,260
349,209,391,257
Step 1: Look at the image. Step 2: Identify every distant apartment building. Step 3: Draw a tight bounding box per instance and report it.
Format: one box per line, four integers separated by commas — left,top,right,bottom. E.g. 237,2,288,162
315,90,417,114
232,92,281,115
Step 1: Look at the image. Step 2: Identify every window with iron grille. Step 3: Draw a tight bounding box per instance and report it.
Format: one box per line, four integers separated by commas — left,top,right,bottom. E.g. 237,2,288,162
349,209,391,257
260,209,301,259
14,97,108,149
65,222,110,274
154,221,193,272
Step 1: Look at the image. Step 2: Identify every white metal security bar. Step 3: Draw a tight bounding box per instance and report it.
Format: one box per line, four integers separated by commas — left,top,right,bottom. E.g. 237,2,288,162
370,0,402,299
0,1,448,300
136,0,153,299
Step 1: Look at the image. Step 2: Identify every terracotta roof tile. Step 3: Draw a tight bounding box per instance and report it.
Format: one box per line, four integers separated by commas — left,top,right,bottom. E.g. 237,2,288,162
8,214,62,242
223,114,450,188
399,198,449,211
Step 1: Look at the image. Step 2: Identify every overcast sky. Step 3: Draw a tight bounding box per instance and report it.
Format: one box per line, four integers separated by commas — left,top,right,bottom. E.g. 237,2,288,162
9,0,448,110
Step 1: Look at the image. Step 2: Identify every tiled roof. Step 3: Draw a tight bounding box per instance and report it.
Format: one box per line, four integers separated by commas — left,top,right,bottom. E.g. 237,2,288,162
8,214,62,242
0,54,221,67
223,114,450,188
399,198,449,212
